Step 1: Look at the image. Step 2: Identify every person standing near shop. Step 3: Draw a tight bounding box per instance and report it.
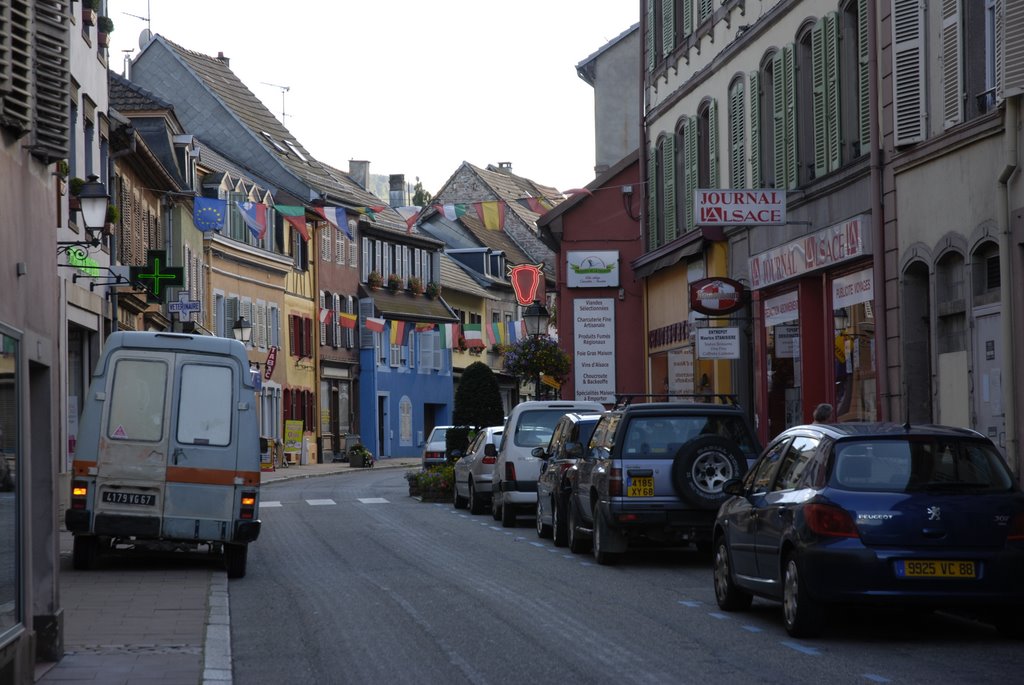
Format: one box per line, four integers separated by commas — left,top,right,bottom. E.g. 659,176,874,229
813,403,834,424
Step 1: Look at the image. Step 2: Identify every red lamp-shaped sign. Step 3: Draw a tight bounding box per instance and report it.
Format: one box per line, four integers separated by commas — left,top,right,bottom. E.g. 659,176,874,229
508,262,544,306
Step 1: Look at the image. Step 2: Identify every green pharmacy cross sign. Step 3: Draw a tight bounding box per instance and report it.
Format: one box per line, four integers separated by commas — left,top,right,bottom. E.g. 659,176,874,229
129,250,184,303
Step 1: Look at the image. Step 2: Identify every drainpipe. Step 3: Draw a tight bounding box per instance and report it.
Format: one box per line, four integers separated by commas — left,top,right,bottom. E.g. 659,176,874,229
867,0,889,420
997,96,1019,479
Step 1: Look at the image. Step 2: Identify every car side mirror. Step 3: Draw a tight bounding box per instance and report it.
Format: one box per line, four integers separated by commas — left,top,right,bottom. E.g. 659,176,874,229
531,446,547,459
722,478,744,496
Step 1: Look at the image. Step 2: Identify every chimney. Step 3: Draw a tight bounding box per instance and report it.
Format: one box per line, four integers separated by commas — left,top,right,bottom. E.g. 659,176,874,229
216,51,230,67
349,160,369,189
498,162,512,173
389,174,406,207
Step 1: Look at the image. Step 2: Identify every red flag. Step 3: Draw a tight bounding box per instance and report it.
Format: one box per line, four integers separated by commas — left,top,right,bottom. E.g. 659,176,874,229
338,313,357,329
365,317,385,333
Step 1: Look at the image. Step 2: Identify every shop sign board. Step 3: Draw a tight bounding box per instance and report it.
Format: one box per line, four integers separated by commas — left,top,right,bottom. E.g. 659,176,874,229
690,277,745,315
668,347,695,395
573,298,616,403
764,290,800,327
832,267,874,308
567,250,619,288
749,214,871,289
697,327,741,359
694,189,786,226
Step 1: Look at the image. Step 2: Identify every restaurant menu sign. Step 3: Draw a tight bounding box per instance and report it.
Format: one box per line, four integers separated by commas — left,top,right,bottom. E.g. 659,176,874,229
573,298,616,402
749,214,871,289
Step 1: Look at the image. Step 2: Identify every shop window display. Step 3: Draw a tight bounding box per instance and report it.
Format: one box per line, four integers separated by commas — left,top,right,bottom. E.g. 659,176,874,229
833,303,876,420
767,321,802,438
0,331,19,635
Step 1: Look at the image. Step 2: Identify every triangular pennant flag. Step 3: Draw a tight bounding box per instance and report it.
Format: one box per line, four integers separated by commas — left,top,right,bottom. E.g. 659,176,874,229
365,317,385,333
236,201,267,239
193,197,226,232
475,201,506,230
313,206,352,239
389,320,406,345
275,205,310,241
319,308,332,324
338,312,357,329
439,203,469,221
523,197,547,214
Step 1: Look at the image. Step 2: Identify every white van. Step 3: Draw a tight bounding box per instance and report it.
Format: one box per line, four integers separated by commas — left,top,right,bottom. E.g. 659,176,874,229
65,331,262,578
491,400,605,527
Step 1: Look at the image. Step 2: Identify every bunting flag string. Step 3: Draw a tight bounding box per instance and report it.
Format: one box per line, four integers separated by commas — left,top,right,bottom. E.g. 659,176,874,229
236,201,268,239
318,308,333,324
338,312,357,329
274,205,310,241
364,317,386,333
313,206,353,240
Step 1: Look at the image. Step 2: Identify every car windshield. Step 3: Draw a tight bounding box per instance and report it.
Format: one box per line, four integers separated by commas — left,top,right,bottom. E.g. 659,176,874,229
832,438,1014,492
429,428,448,443
621,415,757,458
513,410,573,448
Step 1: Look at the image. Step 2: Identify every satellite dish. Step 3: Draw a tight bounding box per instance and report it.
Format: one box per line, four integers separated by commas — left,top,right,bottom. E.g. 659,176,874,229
139,29,153,50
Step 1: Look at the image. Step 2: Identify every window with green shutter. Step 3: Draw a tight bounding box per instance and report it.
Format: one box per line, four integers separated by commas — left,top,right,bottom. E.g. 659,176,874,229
772,46,797,190
749,70,762,188
647,0,656,72
663,134,677,242
647,150,658,249
941,0,963,129
683,117,698,233
708,99,720,188
811,14,842,178
681,0,694,38
892,0,926,145
729,78,747,189
662,0,675,57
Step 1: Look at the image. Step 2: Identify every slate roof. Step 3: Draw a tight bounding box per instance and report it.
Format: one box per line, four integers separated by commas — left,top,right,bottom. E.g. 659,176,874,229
108,71,175,112
362,286,457,323
456,212,533,266
155,36,408,234
465,162,564,227
439,252,492,299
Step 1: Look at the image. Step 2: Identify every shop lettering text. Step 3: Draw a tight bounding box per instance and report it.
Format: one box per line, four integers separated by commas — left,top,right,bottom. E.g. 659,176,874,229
749,215,870,289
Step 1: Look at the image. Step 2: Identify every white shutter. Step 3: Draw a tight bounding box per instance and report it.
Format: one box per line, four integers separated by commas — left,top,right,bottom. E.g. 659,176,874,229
433,332,443,371
420,330,435,369
319,291,327,345
320,226,331,262
1002,0,1024,96
332,294,341,349
941,0,963,129
892,0,927,145
361,237,370,281
257,302,267,349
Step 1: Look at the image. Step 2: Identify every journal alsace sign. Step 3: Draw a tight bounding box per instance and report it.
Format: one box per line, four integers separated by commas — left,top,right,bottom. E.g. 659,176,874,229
749,214,871,289
689,277,745,316
694,189,786,226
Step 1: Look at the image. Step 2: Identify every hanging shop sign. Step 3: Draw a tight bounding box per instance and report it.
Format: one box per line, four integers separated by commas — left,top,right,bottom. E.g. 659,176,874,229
566,250,619,288
832,267,875,309
689,277,745,316
508,262,544,305
694,189,786,226
748,214,871,289
696,327,741,359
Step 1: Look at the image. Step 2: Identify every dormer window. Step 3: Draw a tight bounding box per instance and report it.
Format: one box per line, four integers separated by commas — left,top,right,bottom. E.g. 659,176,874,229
285,141,308,162
260,131,287,153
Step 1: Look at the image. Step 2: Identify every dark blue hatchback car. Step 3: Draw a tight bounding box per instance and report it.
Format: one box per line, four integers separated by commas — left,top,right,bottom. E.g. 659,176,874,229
712,422,1024,638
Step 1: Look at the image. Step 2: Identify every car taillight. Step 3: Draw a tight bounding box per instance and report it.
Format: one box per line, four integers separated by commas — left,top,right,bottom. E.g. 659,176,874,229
71,481,88,510
804,503,860,538
1007,512,1024,541
240,491,257,520
505,462,517,481
482,455,497,464
609,467,622,497
558,463,572,475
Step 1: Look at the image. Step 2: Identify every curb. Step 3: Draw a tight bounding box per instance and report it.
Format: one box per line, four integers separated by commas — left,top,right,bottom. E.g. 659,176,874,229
261,460,418,486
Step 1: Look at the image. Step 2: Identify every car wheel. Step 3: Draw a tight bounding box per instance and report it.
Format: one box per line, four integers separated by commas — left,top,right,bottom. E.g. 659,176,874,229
469,481,485,515
491,491,502,521
782,552,825,637
552,496,568,547
72,535,99,571
536,500,552,538
592,514,620,566
671,436,746,510
713,537,753,611
501,499,517,528
567,498,590,554
225,543,248,579
452,478,468,509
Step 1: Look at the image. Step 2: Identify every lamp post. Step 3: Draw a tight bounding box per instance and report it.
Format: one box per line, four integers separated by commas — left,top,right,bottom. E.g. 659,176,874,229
58,174,110,253
523,299,549,401
232,316,252,345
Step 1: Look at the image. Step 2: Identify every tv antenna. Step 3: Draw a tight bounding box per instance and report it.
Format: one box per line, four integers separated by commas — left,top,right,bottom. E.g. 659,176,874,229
122,0,151,33
261,82,291,122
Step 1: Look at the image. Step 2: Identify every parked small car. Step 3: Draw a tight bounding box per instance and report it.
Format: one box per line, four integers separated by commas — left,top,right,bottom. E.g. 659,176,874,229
535,412,602,546
712,422,1024,638
422,425,453,469
452,425,504,514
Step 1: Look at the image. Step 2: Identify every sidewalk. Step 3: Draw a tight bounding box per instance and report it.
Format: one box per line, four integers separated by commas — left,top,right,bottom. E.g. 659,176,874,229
36,457,420,684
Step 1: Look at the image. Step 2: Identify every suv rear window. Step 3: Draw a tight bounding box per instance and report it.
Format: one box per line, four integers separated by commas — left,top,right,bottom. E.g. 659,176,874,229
512,409,574,448
832,438,1014,492
620,415,758,460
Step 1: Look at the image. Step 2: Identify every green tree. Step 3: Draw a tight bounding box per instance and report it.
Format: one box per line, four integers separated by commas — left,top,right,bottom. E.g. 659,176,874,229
448,361,505,458
502,336,572,399
412,179,433,207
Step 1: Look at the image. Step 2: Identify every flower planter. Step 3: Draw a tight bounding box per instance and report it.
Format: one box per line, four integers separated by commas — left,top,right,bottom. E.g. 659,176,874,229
97,32,109,48
82,8,96,26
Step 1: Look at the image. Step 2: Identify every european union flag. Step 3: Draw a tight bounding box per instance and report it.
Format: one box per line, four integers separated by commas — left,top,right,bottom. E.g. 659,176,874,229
193,197,226,232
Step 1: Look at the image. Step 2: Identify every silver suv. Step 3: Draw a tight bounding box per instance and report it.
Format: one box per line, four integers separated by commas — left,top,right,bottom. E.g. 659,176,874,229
566,399,761,564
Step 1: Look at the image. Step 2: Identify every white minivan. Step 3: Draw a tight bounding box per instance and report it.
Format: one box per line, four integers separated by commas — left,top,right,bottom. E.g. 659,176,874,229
65,331,262,578
491,400,604,527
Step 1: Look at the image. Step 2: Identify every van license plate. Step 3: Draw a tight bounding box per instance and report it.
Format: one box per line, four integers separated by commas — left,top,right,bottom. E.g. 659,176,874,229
895,560,976,578
627,477,654,497
102,491,156,506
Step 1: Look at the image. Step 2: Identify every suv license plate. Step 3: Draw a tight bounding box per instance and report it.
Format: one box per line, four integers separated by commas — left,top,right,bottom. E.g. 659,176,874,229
102,491,156,506
627,477,654,497
896,560,976,578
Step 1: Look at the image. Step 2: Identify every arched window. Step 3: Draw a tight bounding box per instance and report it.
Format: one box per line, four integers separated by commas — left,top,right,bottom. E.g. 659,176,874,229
752,53,776,189
936,252,966,354
728,77,747,188
675,117,697,234
796,25,815,184
901,261,932,422
971,241,1001,307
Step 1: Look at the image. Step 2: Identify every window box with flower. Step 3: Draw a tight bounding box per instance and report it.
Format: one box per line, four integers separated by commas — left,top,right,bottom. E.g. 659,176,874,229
425,281,442,299
367,271,383,289
407,275,424,295
386,273,403,292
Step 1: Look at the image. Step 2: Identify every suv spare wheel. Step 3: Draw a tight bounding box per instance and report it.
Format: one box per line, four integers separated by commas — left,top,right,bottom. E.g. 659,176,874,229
672,435,746,509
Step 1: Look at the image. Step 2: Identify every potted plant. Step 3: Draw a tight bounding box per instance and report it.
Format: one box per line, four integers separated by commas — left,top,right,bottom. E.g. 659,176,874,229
386,273,402,292
68,176,85,211
82,0,98,26
96,15,113,48
425,281,441,299
407,275,424,295
348,444,374,468
104,204,120,232
55,159,69,179
367,271,383,289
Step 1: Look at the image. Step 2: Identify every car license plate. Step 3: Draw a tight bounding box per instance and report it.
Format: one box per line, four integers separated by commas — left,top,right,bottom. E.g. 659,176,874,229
101,491,156,506
896,560,976,578
627,476,654,497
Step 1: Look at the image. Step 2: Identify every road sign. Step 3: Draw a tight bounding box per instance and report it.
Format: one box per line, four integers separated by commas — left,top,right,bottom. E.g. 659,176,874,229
167,290,202,322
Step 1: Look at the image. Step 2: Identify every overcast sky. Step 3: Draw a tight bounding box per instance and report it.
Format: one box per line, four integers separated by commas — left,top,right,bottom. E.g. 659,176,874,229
108,1,640,196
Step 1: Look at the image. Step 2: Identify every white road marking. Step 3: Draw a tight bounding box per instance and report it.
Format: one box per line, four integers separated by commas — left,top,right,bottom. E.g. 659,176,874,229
306,499,336,506
529,542,546,548
741,625,763,633
678,600,702,608
261,501,282,507
708,612,730,620
862,675,891,683
358,498,389,504
781,641,820,656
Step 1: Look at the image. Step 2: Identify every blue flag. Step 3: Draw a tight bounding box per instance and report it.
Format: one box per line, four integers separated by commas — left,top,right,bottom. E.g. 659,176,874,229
193,197,226,232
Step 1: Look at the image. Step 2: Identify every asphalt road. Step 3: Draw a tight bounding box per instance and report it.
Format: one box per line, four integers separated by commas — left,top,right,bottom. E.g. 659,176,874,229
229,468,1020,684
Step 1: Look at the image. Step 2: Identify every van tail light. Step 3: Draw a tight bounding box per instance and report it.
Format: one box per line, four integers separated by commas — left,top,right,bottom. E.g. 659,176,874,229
609,468,622,497
71,481,88,509
804,503,860,538
240,491,257,520
1007,512,1024,541
505,462,517,482
482,455,497,464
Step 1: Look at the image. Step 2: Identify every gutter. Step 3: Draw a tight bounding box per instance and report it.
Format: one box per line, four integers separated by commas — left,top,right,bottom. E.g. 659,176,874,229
867,0,889,420
998,96,1019,479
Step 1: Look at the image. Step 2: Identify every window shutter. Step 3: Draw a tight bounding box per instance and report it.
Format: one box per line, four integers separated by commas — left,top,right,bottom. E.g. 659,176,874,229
663,135,677,242
825,12,842,171
419,329,433,369
858,0,871,153
646,151,657,248
661,0,674,57
335,228,344,264
361,237,370,281
812,19,828,178
730,80,747,188
257,303,267,349
749,71,761,188
1,2,32,136
892,0,926,145
320,227,331,262
303,317,312,358
782,45,798,190
32,2,70,161
1003,0,1024,97
699,0,713,25
708,99,720,187
289,315,299,356
683,0,694,37
940,0,963,129
332,294,341,348
359,298,375,348
319,291,328,345
772,50,787,189
647,0,656,71
433,332,443,371
684,117,698,233
226,298,238,339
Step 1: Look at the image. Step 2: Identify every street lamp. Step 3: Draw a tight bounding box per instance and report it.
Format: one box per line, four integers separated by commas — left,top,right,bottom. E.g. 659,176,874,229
232,316,252,345
58,174,110,254
523,299,549,400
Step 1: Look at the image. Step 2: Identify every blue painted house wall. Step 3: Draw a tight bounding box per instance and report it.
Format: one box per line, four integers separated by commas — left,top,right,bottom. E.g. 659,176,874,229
358,332,454,459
